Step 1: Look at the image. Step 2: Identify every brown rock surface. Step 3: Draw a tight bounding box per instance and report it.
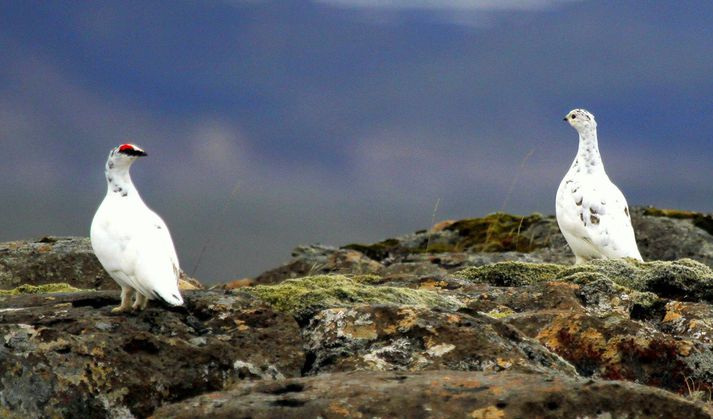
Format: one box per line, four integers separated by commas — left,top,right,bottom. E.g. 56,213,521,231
151,370,713,418
302,305,576,376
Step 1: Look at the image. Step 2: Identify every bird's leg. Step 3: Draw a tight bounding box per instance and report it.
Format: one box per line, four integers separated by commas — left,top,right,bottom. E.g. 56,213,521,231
112,286,135,313
132,293,149,311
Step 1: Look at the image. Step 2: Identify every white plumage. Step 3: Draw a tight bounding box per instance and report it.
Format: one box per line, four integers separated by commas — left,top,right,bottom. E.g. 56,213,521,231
556,109,642,264
91,144,184,312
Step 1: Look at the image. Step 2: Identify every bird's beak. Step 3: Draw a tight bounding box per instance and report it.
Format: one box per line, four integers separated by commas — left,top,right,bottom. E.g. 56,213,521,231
562,116,568,121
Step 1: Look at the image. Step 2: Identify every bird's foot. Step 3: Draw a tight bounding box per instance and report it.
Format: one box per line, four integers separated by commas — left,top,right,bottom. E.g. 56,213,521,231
111,305,131,313
132,293,149,311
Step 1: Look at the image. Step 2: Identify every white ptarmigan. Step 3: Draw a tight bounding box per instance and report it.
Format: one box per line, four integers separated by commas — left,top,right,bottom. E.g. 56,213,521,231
556,109,643,264
90,144,184,312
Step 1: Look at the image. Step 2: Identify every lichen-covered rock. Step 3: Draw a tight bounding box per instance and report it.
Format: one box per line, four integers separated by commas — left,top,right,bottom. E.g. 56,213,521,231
151,370,713,419
245,274,462,321
254,244,384,285
662,301,713,344
302,305,576,376
345,212,561,257
0,282,84,295
457,259,713,302
521,311,713,395
0,290,304,418
0,236,203,291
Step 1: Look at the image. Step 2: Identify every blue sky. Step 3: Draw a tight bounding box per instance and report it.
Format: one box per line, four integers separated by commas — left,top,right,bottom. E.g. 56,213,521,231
2,1,713,283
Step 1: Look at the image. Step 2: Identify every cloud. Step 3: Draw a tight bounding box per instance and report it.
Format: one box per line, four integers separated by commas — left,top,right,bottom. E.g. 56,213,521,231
314,0,580,11
313,0,583,27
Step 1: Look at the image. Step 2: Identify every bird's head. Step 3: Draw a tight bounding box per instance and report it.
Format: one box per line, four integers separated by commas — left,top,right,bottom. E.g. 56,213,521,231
107,143,147,170
563,109,597,132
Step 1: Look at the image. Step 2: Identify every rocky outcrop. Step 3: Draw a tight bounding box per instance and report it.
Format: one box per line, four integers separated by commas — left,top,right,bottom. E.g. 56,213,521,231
4,207,713,417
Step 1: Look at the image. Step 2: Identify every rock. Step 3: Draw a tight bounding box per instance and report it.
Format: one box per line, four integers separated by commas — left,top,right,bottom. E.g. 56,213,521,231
0,236,203,291
451,263,713,396
254,245,384,285
8,207,713,418
151,370,713,418
634,207,713,266
0,283,84,296
302,304,576,376
661,301,713,344
221,278,256,289
0,290,304,418
0,237,111,290
381,261,447,280
457,258,713,302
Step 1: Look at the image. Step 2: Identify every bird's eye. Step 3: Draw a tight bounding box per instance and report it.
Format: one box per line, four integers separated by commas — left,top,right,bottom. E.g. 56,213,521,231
571,114,577,119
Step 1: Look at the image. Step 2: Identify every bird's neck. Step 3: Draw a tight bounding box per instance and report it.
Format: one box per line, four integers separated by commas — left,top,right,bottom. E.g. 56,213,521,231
105,161,138,198
573,129,605,174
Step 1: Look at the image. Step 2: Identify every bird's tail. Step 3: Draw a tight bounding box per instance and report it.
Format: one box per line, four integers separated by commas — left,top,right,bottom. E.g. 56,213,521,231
152,288,184,306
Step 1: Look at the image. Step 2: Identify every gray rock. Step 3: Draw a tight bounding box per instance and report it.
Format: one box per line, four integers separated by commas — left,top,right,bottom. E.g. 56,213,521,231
0,290,304,418
0,236,203,291
254,244,384,284
0,237,111,290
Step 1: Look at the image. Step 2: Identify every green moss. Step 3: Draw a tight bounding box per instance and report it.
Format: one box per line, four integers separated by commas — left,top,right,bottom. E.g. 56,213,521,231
457,262,567,286
421,242,457,254
643,207,713,236
0,283,84,295
456,259,713,302
445,212,544,253
246,275,462,318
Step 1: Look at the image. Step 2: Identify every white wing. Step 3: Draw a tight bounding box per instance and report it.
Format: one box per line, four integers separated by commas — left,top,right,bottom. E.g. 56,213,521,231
557,175,642,261
91,198,183,305
130,209,183,305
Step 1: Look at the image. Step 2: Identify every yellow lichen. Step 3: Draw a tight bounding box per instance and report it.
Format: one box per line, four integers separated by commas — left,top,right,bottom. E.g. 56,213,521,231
470,406,506,419
483,308,516,319
0,283,85,295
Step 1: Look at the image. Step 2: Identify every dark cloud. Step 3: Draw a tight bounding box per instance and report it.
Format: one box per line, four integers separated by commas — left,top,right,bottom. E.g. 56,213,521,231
1,1,713,283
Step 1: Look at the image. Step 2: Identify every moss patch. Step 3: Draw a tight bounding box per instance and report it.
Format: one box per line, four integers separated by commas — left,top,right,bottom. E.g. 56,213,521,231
246,275,462,319
445,212,544,253
458,262,566,286
457,259,713,302
343,212,548,260
643,207,713,236
0,283,84,295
